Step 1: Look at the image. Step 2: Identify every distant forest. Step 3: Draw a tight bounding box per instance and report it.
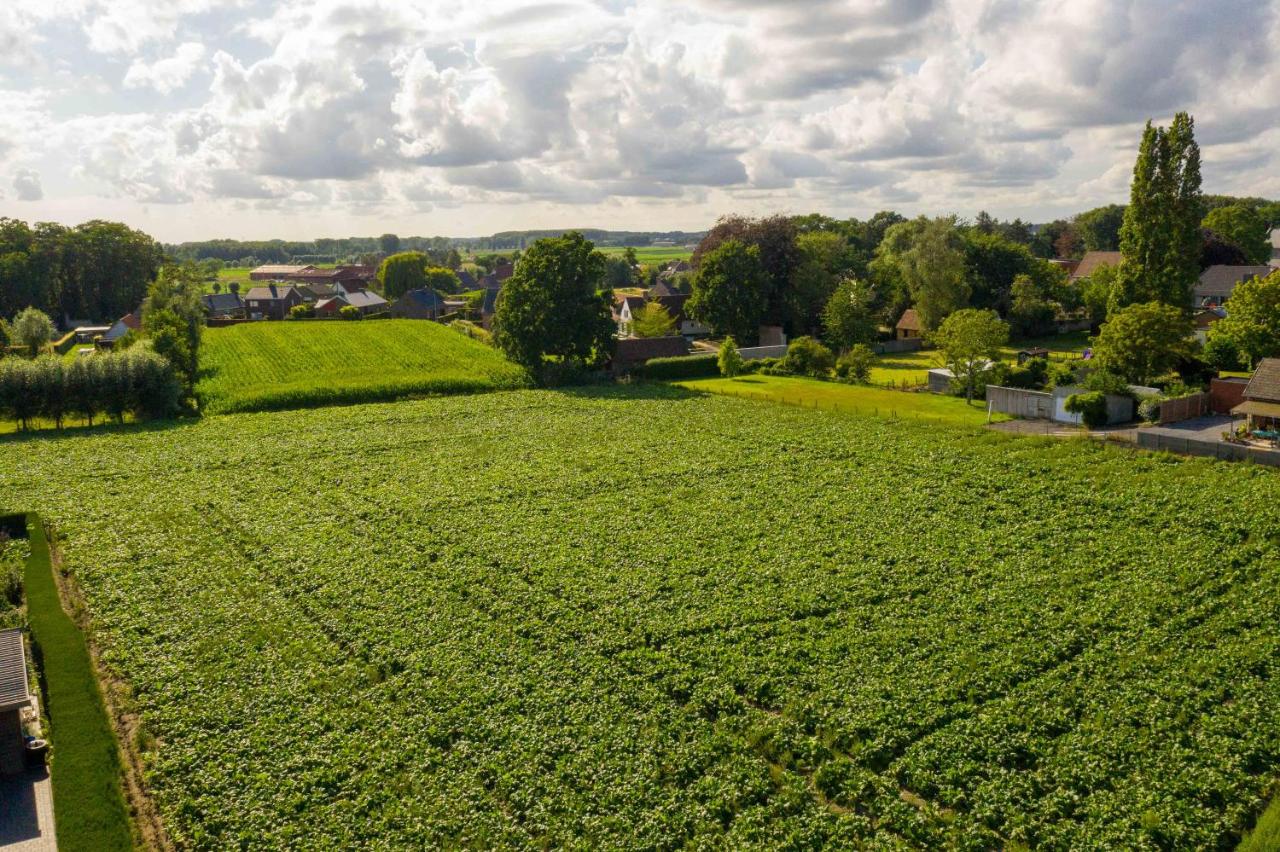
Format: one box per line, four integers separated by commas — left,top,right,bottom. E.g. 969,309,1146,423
165,230,708,265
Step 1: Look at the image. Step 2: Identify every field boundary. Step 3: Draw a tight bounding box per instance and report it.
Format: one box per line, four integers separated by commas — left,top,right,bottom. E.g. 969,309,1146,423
12,513,136,851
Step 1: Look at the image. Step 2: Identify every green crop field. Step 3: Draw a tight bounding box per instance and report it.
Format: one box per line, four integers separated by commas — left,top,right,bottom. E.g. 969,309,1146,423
596,245,694,263
196,319,529,413
2,386,1278,848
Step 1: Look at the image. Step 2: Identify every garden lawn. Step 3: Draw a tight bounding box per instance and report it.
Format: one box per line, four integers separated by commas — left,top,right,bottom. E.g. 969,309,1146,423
1,386,1277,849
196,319,528,413
676,373,1007,426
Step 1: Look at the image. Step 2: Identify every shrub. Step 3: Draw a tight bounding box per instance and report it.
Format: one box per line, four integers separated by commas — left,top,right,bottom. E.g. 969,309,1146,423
834,344,875,383
1002,357,1049,390
718,337,745,378
639,354,719,380
1201,334,1243,372
1137,395,1162,423
1065,391,1109,428
778,336,835,377
340,305,362,321
290,303,316,320
1045,361,1078,389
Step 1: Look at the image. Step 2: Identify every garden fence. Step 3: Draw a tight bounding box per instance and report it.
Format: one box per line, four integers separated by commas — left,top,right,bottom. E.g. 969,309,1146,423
1136,430,1280,467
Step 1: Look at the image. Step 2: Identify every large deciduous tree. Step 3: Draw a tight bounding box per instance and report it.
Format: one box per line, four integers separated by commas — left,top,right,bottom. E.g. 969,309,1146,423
1113,113,1203,312
1202,205,1270,265
378,252,429,299
492,232,614,375
143,263,205,398
1074,204,1126,252
899,217,970,332
1208,270,1280,368
692,215,800,329
1092,301,1193,384
423,267,462,294
785,230,848,335
688,239,767,344
931,308,1008,402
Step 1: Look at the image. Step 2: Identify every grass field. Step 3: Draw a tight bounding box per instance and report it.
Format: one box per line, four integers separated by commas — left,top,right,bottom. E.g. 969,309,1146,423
867,331,1093,389
19,517,133,851
596,246,694,263
2,386,1278,848
676,374,1007,425
196,319,529,414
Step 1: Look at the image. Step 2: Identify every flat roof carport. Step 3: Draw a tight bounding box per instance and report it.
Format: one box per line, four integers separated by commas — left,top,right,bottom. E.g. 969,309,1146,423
0,629,30,713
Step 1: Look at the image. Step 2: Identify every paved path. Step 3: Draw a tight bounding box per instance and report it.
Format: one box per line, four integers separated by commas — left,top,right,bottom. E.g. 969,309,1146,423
0,766,56,851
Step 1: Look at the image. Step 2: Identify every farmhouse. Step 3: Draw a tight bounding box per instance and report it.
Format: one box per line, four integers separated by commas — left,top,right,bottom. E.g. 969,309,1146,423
245,284,305,320
1068,251,1123,282
1194,265,1271,307
201,292,245,319
1232,357,1280,430
0,628,32,775
391,288,446,320
100,311,141,345
895,308,923,340
315,290,388,317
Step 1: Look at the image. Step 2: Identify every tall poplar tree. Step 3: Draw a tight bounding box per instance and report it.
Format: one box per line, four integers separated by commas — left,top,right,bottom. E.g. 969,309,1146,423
1112,113,1203,313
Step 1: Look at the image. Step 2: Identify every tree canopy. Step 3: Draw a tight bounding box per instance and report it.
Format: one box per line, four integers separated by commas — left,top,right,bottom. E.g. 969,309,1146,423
1208,270,1280,368
931,308,1008,401
1202,205,1270,265
631,300,678,338
423,266,462,294
688,239,767,344
492,232,614,375
821,277,877,352
1092,301,1193,384
1113,113,1203,311
378,252,430,299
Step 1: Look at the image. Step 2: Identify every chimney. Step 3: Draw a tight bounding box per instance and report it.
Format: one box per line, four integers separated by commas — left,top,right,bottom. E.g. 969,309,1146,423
269,284,278,298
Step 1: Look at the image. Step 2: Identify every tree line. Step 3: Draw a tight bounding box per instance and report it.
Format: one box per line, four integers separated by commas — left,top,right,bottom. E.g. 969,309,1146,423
0,218,163,324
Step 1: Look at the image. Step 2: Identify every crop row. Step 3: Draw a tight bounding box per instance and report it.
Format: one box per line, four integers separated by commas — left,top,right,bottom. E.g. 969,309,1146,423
1,385,1278,848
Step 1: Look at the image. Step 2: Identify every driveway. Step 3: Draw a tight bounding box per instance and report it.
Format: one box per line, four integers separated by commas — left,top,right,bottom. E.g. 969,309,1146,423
0,765,55,851
1142,414,1237,443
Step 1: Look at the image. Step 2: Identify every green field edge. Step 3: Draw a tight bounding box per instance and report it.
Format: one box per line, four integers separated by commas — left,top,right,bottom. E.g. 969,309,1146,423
1240,793,1280,851
10,513,134,851
198,374,529,415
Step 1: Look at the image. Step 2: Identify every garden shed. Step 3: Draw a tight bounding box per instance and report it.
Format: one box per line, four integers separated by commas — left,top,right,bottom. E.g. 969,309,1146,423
0,628,32,775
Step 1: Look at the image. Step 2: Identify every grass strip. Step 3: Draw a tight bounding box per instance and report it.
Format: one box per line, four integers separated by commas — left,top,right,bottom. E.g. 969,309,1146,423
23,514,133,851
1240,794,1280,851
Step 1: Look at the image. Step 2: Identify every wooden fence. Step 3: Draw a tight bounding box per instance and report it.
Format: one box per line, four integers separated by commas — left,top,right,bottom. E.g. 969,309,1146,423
986,385,1054,419
1156,392,1210,425
1136,430,1280,467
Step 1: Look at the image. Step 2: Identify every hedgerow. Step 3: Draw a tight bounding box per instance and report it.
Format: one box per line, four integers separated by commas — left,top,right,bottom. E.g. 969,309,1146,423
1,385,1278,848
638,353,718,379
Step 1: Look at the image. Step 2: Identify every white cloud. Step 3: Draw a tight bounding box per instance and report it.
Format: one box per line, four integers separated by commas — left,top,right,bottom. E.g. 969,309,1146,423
123,42,207,94
2,0,1279,239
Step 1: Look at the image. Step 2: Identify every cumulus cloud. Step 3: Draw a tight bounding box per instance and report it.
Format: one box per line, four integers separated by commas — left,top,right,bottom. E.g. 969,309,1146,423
12,169,43,201
3,0,1280,236
123,42,207,94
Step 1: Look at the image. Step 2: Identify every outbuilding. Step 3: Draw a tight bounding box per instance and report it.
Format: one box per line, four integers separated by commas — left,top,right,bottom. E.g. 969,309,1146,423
0,628,32,775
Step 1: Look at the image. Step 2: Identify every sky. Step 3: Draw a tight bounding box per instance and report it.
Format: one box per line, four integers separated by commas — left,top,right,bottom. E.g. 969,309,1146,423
1,0,1278,243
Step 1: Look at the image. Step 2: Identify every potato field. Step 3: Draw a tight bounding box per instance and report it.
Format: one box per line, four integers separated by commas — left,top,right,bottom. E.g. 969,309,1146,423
2,385,1278,849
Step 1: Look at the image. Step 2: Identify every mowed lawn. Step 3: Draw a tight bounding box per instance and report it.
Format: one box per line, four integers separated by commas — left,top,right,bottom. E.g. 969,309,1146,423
676,374,1007,425
867,331,1093,389
197,320,528,413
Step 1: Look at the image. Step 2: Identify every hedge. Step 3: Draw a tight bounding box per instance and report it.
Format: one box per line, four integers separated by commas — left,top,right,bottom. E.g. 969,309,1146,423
639,353,719,380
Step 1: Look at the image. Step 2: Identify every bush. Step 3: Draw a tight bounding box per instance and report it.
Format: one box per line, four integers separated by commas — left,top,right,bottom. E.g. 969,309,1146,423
1137,395,1162,423
290,303,315,320
1065,391,1109,428
340,305,362,321
777,336,835,377
718,337,745,378
1002,357,1049,390
834,344,874,383
1045,361,1078,389
639,354,719,380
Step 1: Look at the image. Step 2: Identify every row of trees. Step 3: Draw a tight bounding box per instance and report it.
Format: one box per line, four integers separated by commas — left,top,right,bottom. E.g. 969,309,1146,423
0,219,163,323
0,346,180,429
376,253,464,299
